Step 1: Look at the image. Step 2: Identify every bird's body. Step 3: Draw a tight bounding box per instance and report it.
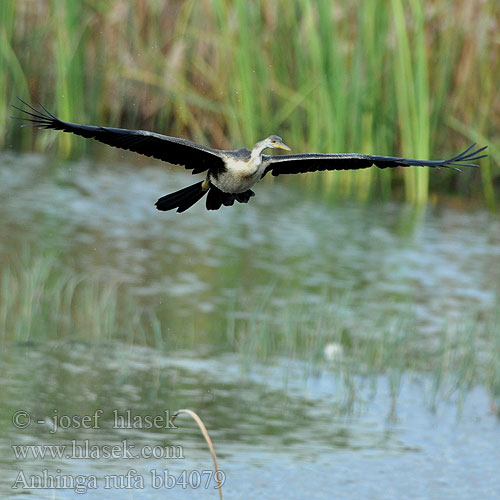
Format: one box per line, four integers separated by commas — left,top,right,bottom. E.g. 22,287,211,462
12,99,487,213
213,148,257,193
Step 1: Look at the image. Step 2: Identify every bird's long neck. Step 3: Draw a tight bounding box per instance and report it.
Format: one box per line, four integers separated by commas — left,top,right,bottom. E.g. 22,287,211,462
250,140,270,163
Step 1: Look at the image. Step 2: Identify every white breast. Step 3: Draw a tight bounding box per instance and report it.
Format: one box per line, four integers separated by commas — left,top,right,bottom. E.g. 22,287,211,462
210,158,264,193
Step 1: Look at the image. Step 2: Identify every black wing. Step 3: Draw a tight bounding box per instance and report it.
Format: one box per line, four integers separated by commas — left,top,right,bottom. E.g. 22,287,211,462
11,98,225,175
262,144,487,177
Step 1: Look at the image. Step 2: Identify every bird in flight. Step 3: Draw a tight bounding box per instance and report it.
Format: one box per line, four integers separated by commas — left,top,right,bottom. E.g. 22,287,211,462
12,98,487,213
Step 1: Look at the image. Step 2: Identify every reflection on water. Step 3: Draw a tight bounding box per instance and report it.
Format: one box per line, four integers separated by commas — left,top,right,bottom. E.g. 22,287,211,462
1,153,499,335
1,153,499,499
1,343,499,499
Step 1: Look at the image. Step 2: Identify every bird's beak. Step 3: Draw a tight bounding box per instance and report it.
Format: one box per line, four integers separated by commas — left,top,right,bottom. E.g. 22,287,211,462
276,141,291,151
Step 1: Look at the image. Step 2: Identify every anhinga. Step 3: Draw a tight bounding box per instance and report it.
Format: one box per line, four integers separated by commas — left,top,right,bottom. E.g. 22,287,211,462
12,99,487,213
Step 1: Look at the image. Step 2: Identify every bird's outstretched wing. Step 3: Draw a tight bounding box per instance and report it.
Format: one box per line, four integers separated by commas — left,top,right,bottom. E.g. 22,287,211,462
262,144,487,177
11,98,225,175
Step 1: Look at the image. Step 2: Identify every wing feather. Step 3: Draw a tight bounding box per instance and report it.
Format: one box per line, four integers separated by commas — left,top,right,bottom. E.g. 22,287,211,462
11,98,224,175
262,145,487,177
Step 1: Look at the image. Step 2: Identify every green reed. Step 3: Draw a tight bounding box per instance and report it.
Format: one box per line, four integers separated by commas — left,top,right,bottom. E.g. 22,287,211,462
1,0,497,205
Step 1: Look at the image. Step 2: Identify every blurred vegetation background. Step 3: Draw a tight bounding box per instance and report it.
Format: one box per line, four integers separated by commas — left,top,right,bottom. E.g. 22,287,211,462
1,0,498,206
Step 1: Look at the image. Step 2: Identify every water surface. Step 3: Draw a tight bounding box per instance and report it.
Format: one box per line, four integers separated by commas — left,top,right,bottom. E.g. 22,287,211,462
0,153,499,499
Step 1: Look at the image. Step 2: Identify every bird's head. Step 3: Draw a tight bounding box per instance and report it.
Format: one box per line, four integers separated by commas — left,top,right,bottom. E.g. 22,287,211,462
252,135,291,158
263,135,291,152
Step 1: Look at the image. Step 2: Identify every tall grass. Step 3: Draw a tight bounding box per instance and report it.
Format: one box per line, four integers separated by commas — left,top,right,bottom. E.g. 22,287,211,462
1,0,498,204
391,0,430,203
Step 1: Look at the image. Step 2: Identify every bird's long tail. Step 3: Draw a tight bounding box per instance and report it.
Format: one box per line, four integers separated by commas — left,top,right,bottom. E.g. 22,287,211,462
155,181,208,213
